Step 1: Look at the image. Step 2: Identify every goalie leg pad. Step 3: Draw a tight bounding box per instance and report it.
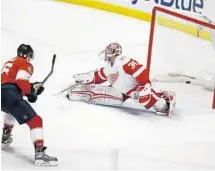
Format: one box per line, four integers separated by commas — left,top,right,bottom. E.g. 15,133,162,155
67,84,123,106
155,91,176,117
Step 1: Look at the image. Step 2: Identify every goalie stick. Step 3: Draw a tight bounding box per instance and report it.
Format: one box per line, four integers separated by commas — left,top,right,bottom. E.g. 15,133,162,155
152,72,196,83
53,82,82,96
167,72,195,83
53,70,95,96
54,72,193,96
153,72,215,91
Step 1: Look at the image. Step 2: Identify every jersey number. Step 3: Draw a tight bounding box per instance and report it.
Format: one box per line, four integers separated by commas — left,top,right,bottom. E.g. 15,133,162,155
128,60,138,70
1,63,13,74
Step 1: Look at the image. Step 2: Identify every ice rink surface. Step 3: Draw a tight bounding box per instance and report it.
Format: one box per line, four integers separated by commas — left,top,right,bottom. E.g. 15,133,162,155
1,0,215,170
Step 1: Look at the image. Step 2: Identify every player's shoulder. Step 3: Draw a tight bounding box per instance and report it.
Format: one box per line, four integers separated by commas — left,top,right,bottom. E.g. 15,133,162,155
26,62,34,75
115,55,131,66
15,57,34,74
15,57,33,65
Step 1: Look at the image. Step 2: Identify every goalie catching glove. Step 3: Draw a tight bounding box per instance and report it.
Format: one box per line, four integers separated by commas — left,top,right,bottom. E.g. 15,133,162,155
73,71,95,84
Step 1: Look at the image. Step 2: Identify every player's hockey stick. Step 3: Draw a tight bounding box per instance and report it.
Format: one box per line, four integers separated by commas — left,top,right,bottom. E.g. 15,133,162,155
41,54,56,85
32,54,56,94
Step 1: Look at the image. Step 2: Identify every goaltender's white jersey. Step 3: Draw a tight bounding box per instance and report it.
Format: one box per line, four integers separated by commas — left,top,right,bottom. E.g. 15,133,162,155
95,55,149,94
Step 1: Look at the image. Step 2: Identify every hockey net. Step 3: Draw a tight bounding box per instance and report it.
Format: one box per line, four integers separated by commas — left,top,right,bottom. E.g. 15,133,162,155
147,6,215,109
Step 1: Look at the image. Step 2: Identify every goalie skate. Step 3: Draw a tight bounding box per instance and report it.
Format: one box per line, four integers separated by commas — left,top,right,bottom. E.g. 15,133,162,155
1,128,13,150
35,146,58,166
156,91,176,117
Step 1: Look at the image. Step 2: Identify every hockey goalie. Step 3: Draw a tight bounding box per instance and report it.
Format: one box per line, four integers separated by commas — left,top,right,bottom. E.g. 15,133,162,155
66,42,176,117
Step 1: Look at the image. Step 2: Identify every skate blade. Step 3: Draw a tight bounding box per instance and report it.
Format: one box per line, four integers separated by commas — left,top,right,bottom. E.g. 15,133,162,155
1,143,10,150
1,139,12,150
35,160,58,166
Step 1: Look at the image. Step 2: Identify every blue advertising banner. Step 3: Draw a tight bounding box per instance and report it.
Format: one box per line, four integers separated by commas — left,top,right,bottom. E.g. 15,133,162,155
132,0,204,13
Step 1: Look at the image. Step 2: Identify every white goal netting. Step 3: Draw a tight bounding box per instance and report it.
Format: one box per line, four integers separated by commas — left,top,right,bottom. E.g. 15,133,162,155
148,7,215,108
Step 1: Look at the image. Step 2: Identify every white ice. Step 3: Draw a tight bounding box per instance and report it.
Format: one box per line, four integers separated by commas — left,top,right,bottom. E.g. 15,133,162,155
1,0,215,170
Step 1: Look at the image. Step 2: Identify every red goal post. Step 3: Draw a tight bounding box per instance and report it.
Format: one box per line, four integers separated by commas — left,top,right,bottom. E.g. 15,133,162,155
147,6,215,109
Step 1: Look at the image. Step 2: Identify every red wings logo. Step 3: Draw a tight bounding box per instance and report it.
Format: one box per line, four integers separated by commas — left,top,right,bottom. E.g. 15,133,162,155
107,72,119,85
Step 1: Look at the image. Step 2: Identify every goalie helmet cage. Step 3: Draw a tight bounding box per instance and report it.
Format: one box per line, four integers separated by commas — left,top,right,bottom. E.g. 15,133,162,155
147,6,215,109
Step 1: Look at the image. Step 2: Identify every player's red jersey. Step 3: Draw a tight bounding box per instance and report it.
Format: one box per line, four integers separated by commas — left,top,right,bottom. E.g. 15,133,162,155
1,56,33,95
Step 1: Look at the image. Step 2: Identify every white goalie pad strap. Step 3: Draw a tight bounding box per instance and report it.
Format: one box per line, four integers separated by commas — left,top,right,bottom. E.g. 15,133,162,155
67,84,123,106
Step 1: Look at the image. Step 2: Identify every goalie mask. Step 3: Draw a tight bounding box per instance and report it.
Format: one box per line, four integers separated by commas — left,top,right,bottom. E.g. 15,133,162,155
99,42,122,63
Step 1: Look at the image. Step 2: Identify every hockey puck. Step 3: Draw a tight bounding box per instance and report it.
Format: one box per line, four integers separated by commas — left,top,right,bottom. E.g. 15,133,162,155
186,81,191,84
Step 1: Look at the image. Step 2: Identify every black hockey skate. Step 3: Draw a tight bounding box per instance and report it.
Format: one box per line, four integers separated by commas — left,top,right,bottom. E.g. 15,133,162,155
1,127,13,150
35,146,58,166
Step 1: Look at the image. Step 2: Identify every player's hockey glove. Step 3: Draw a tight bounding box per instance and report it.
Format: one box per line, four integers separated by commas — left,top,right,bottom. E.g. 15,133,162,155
27,82,44,103
31,82,45,95
27,87,38,103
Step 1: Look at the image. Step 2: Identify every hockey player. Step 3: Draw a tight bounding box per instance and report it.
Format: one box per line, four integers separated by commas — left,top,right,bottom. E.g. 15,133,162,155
66,42,176,116
1,44,58,166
